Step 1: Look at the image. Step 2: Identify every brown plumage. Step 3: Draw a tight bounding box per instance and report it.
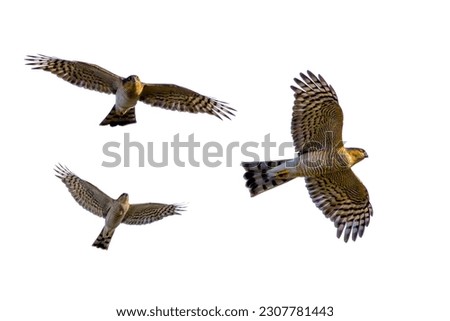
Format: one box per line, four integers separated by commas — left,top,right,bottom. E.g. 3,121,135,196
55,164,185,250
242,71,372,242
26,54,235,126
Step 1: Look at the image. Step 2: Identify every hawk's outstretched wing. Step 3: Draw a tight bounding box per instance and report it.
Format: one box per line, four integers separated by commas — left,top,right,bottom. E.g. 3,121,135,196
123,202,185,225
54,164,113,218
305,169,373,242
291,71,343,154
139,83,235,120
26,54,122,94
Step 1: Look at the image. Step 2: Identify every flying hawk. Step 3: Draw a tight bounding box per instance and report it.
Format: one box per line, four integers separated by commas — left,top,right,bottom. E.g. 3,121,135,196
242,71,372,242
55,164,184,249
26,54,235,126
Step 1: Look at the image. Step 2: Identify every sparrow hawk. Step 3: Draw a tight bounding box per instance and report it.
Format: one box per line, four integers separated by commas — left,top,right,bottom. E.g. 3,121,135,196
55,164,184,250
26,54,235,126
242,71,372,242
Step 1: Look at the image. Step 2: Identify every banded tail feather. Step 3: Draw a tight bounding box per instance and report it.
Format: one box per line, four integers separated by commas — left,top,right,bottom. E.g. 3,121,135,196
100,105,137,127
242,159,298,197
92,228,115,250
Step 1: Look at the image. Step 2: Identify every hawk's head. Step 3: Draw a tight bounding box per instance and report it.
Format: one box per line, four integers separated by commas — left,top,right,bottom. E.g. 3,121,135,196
117,193,130,214
123,75,140,84
346,148,368,166
122,75,144,96
118,193,129,203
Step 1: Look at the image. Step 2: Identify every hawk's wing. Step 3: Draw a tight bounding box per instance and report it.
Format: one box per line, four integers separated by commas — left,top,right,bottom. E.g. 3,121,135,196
123,202,185,225
305,169,373,242
139,83,235,120
54,164,113,218
291,71,343,154
26,54,122,94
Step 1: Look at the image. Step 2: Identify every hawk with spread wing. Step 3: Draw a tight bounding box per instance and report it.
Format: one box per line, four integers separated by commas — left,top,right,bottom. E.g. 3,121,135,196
242,71,372,242
55,165,184,250
26,54,235,126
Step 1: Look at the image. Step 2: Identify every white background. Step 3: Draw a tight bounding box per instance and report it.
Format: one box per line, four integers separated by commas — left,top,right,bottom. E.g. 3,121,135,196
1,0,449,320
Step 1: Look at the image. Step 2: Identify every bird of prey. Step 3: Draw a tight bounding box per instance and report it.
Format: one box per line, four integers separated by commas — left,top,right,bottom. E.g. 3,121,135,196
25,54,235,126
55,164,184,250
242,71,372,242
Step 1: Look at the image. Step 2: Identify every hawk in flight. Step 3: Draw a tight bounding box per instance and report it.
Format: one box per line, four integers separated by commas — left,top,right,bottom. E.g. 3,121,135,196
26,54,235,126
242,71,372,242
55,164,184,250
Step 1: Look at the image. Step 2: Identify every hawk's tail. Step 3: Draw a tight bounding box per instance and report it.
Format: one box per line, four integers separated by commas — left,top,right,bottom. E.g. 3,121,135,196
92,227,115,250
242,159,298,197
99,105,137,127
